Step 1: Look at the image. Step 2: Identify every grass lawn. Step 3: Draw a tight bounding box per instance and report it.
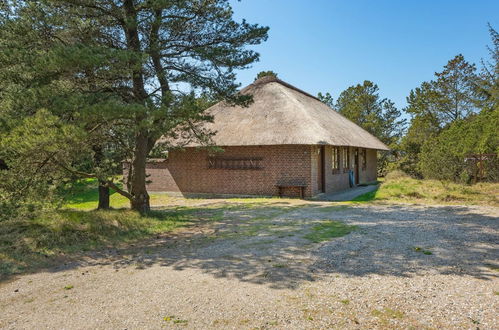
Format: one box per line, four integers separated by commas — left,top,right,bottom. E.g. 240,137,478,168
353,171,499,206
303,221,358,243
63,178,172,210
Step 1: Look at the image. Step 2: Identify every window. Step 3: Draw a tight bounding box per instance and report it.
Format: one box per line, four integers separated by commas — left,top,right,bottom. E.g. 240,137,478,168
342,147,350,172
362,149,367,171
332,147,340,173
207,157,263,170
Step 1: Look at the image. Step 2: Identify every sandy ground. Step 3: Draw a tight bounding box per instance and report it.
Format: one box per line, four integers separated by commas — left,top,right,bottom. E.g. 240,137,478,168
0,201,498,329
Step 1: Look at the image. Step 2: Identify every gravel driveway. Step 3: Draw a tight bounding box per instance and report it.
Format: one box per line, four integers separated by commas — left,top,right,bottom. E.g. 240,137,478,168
1,201,498,329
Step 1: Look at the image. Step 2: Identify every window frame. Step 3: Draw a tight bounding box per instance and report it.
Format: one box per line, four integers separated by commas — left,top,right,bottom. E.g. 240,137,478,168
362,149,367,171
331,147,340,174
342,147,350,173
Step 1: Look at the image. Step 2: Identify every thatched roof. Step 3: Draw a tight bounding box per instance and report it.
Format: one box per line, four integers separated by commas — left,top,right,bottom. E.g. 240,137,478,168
186,76,389,150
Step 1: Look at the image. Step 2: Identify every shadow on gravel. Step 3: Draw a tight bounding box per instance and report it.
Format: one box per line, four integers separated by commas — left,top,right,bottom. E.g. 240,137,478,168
10,203,499,288
311,204,498,280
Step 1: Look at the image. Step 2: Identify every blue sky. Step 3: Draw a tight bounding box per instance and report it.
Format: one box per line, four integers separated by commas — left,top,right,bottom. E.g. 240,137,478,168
230,0,499,110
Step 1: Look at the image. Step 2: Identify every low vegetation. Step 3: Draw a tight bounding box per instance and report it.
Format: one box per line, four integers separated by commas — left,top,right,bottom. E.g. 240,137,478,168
353,171,499,206
3,170,496,278
304,221,358,243
0,208,196,277
1,178,359,277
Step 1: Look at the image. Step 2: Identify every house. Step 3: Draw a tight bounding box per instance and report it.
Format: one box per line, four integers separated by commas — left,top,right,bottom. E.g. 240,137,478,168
125,76,389,198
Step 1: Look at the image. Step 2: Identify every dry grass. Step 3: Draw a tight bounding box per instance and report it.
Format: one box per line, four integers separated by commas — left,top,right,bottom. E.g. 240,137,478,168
0,208,199,277
354,171,499,206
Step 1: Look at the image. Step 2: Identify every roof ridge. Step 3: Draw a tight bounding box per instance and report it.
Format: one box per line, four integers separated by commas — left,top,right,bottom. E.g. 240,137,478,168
250,76,323,102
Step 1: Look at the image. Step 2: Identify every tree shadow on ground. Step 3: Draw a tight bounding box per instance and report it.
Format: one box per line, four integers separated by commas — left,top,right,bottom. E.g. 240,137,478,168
31,201,498,290
310,204,498,280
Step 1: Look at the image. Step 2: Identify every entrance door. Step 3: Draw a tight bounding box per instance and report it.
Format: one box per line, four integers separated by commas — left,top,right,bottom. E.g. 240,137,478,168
354,148,359,185
317,146,325,193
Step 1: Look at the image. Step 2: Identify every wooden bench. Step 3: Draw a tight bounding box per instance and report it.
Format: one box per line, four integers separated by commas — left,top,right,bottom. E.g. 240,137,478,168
276,184,307,199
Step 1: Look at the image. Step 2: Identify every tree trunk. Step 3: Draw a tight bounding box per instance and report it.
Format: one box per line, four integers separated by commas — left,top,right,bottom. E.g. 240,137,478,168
92,145,111,210
97,180,110,210
123,0,152,213
129,133,150,213
0,159,8,170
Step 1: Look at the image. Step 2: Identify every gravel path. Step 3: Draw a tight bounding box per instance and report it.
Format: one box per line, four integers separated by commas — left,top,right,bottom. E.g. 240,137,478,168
1,202,498,329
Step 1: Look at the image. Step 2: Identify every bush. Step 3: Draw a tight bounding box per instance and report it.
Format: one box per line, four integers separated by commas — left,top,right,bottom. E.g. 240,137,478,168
384,170,410,181
418,109,499,182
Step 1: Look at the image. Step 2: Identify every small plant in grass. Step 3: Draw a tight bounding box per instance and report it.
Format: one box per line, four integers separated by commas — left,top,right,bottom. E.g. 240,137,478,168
371,308,404,319
413,247,432,255
340,299,350,305
272,263,287,268
63,285,74,290
304,221,358,243
163,315,188,325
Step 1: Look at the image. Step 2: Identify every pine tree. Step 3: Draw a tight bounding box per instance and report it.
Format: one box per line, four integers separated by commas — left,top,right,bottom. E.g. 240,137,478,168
255,71,278,80
432,54,480,123
333,81,405,147
317,92,334,108
401,30,497,181
0,0,268,212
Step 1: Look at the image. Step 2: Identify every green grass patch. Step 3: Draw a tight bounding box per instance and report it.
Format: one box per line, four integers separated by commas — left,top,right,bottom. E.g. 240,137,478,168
62,178,175,210
304,221,358,243
352,190,377,202
62,178,129,210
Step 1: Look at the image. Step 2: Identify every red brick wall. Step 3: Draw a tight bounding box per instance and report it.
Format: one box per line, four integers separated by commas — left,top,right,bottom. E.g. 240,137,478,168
312,146,378,194
124,145,378,198
134,145,313,197
363,149,378,183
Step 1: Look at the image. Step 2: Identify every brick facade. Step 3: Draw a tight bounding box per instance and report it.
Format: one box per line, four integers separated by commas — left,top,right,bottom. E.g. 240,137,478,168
124,145,378,198
311,146,377,195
